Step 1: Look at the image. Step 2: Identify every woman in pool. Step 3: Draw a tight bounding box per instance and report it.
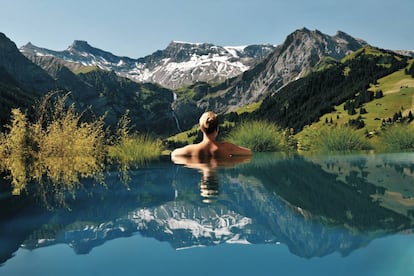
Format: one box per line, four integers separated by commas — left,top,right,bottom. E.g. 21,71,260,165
171,111,252,158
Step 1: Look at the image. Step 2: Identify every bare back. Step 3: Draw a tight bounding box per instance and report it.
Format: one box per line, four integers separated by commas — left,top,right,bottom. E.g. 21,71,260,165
171,111,252,158
171,141,251,158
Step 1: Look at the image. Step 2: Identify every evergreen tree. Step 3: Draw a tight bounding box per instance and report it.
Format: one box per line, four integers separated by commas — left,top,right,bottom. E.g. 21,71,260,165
348,107,356,115
375,90,383,98
360,107,367,114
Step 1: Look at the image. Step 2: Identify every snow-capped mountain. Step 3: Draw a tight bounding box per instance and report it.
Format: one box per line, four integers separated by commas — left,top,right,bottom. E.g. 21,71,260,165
193,28,369,114
20,40,275,89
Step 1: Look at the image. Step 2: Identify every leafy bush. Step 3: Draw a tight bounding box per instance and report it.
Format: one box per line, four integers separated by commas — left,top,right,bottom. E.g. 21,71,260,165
38,97,106,161
226,120,284,152
0,109,32,194
0,94,106,195
0,133,5,163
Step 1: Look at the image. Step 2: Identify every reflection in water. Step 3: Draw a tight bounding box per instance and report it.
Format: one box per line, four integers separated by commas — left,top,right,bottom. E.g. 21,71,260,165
171,155,251,203
1,152,414,266
200,171,219,203
1,154,105,209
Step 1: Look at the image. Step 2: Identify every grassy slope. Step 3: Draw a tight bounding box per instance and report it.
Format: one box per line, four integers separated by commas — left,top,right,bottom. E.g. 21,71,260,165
72,66,100,74
234,101,262,114
166,54,414,148
301,60,414,137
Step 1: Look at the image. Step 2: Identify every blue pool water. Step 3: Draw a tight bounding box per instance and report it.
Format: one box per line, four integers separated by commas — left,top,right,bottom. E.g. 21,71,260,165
1,152,413,275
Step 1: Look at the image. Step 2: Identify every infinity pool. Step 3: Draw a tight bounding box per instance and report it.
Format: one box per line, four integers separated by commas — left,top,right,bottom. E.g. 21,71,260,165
1,152,413,275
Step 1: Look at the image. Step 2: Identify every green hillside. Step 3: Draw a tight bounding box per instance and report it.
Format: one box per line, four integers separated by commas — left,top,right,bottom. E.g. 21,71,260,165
306,60,414,135
166,47,414,152
249,46,410,132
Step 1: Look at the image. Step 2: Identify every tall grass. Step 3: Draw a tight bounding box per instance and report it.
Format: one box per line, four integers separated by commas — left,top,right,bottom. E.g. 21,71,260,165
379,124,414,151
312,126,371,152
108,134,163,164
108,111,163,165
226,120,286,152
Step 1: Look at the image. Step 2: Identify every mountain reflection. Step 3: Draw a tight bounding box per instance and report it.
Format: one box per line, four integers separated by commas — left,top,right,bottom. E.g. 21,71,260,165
1,152,414,264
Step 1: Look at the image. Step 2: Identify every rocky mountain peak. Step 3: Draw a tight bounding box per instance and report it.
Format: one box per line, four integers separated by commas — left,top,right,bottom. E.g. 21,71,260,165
162,41,224,62
68,40,92,51
333,30,368,50
195,28,369,115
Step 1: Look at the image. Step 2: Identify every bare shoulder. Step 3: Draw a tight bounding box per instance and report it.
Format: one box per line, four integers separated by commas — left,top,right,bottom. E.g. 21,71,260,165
171,145,194,157
219,142,252,156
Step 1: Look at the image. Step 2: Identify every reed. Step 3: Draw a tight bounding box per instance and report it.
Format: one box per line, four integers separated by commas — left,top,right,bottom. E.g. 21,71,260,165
379,124,414,151
226,120,284,152
108,134,163,164
313,126,371,152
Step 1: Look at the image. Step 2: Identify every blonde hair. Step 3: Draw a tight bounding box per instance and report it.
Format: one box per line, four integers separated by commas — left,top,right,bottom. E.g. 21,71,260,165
199,111,218,134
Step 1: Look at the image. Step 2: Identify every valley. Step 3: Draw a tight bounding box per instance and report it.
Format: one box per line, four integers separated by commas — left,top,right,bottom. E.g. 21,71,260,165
0,28,413,147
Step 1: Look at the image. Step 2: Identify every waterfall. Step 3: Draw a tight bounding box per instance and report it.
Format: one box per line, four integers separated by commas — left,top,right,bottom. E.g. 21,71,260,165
171,92,182,132
172,110,182,132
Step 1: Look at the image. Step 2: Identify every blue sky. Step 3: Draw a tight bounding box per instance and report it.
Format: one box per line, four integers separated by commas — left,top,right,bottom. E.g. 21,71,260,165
1,0,413,58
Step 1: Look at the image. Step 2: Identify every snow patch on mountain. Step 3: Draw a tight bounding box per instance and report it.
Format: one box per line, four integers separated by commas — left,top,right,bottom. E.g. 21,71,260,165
20,40,275,89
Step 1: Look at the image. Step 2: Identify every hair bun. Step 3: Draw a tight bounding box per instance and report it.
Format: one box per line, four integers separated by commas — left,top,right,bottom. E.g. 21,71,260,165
199,111,218,134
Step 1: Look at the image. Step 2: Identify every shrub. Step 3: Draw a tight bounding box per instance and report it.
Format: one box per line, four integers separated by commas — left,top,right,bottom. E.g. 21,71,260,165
226,120,284,152
108,134,163,164
313,126,371,152
3,109,31,159
379,124,414,151
0,133,6,165
1,109,32,195
0,94,107,196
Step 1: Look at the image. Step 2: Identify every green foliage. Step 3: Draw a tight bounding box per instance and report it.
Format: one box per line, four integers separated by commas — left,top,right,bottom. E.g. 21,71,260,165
4,109,31,158
0,133,5,161
175,86,196,101
39,96,106,162
303,126,371,152
226,120,285,152
0,93,106,195
0,93,167,204
379,124,414,151
109,111,163,164
252,47,408,132
1,109,33,194
298,126,371,152
314,56,340,72
233,101,262,114
108,134,163,164
73,66,99,74
77,70,175,135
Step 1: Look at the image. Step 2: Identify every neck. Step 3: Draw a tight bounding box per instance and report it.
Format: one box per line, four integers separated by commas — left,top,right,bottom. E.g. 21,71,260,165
202,132,216,143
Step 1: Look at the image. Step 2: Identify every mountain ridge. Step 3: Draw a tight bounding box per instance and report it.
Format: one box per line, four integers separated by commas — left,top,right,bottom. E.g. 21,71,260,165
3,28,413,135
170,28,370,129
21,39,275,90
0,32,177,134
